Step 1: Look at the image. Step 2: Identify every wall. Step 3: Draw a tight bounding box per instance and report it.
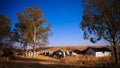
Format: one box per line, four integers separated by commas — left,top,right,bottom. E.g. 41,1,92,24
95,51,111,57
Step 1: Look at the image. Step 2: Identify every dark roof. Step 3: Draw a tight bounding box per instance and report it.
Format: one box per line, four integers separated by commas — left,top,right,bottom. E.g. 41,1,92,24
71,47,112,54
89,47,112,52
72,49,82,54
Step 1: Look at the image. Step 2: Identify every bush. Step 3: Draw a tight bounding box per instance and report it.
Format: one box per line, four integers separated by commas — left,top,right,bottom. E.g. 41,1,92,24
17,52,25,56
0,50,4,56
2,50,16,57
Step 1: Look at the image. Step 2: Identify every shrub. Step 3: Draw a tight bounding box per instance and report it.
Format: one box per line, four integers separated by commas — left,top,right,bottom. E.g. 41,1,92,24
2,50,16,57
0,50,4,56
17,52,25,56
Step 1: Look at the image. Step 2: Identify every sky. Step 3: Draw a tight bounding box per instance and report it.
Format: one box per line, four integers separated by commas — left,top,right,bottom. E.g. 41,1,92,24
0,0,110,46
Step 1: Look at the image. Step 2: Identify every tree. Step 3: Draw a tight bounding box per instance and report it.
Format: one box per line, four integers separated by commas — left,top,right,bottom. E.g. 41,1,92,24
0,14,20,51
80,0,120,64
8,31,20,48
0,14,11,50
14,22,28,56
16,6,52,57
0,14,11,42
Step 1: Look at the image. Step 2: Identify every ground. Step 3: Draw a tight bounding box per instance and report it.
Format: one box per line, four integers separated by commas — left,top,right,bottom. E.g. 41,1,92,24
0,46,120,68
0,55,120,68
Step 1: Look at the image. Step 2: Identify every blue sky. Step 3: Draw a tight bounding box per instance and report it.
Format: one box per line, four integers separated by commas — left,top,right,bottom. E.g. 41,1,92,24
0,0,110,46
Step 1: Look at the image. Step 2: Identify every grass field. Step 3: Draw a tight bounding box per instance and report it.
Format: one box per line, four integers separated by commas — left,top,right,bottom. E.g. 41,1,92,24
0,46,120,68
0,55,120,68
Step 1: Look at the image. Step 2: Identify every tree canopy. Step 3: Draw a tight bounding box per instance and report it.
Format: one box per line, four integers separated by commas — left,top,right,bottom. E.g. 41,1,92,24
0,14,19,50
81,0,120,46
0,14,11,42
16,6,52,57
80,0,120,64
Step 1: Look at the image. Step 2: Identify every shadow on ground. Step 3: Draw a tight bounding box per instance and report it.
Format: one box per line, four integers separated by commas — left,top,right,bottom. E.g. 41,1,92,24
0,56,120,68
0,61,120,68
10,56,57,63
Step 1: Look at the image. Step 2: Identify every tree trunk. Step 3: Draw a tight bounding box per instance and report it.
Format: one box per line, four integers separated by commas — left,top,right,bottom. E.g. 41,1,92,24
32,46,35,58
113,46,119,64
32,27,36,58
24,43,27,57
113,35,119,64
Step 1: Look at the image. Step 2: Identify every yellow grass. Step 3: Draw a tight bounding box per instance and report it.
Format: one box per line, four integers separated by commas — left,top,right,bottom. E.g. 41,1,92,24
20,55,59,64
0,55,120,68
60,55,115,65
0,46,120,68
39,46,120,52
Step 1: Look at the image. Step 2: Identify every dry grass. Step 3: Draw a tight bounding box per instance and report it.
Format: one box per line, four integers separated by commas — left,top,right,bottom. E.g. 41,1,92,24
0,46,120,68
39,46,89,52
0,57,9,61
60,55,115,65
39,46,120,53
0,55,120,68
20,55,59,64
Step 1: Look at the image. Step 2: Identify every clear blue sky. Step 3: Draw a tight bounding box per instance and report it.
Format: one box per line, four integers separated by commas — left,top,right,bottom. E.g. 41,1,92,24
0,0,109,46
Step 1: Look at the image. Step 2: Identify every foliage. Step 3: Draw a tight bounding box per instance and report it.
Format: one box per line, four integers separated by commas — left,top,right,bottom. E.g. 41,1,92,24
0,14,12,50
81,0,120,46
16,6,52,57
0,14,20,52
0,14,11,42
80,0,120,64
